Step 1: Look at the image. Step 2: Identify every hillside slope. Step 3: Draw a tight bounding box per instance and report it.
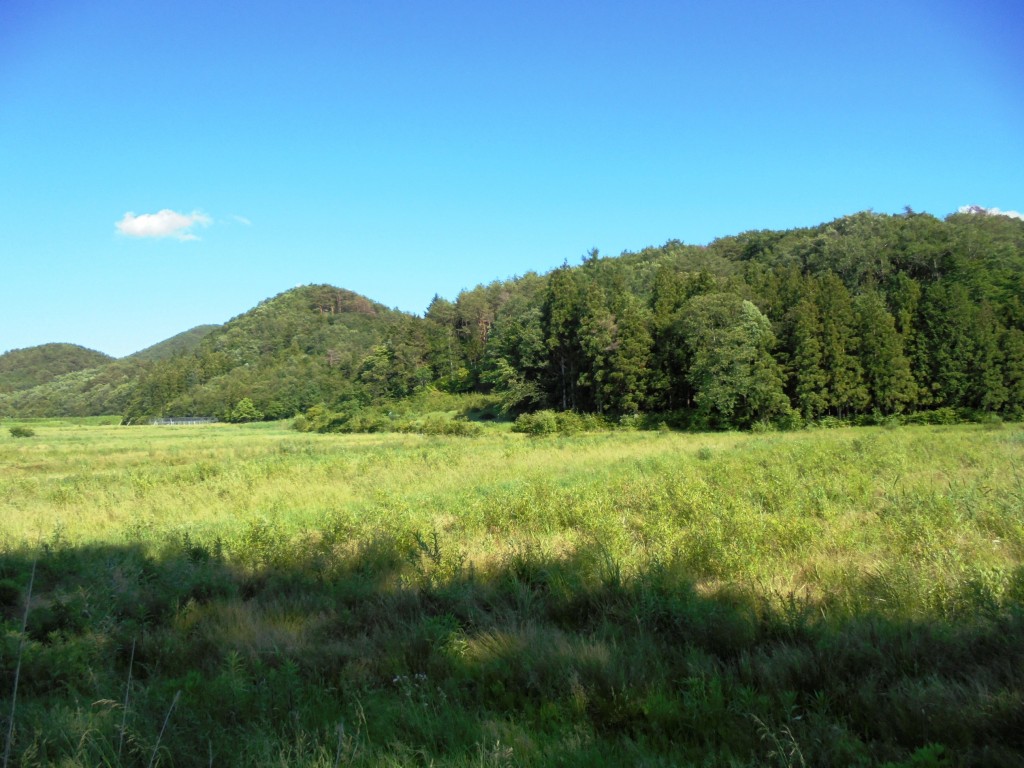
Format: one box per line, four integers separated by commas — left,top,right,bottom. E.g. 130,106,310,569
127,325,219,361
0,343,113,393
120,284,434,421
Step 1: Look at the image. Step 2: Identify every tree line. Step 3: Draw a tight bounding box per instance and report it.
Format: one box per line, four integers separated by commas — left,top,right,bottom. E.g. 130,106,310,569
3,209,1022,427
425,209,1024,427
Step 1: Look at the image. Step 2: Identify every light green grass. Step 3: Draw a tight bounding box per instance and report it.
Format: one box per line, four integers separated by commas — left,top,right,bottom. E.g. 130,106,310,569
1,422,1022,765
3,422,1020,619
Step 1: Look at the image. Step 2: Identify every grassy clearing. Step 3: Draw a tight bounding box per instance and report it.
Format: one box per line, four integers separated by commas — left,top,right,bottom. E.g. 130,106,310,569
1,422,1022,765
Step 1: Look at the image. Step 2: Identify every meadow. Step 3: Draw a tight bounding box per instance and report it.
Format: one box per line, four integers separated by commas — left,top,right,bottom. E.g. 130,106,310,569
0,419,1022,766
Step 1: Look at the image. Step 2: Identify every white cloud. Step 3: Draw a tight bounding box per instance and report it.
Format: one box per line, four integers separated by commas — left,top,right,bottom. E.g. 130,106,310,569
115,209,212,240
958,205,1024,221
231,214,252,226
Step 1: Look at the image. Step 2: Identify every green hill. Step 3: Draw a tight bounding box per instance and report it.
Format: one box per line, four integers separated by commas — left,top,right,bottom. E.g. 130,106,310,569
0,343,114,393
119,284,434,422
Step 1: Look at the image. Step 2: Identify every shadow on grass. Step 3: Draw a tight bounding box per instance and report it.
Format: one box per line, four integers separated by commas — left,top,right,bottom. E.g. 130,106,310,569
1,533,1022,767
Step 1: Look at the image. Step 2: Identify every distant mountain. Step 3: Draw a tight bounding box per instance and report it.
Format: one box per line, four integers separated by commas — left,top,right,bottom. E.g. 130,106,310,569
0,343,114,394
126,325,220,361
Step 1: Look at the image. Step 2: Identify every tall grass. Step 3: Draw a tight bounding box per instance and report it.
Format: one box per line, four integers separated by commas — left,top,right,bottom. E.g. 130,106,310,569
0,421,1022,765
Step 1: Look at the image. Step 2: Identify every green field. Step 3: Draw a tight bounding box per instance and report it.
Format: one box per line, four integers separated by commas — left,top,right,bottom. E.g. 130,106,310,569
1,421,1022,766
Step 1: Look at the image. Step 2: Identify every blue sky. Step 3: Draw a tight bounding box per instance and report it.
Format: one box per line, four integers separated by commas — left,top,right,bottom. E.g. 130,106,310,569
2,0,1021,357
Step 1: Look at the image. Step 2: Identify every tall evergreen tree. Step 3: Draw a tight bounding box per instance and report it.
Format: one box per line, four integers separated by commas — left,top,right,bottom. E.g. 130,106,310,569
1001,327,1024,416
855,290,917,414
816,275,868,416
541,265,584,410
914,282,976,407
785,297,830,419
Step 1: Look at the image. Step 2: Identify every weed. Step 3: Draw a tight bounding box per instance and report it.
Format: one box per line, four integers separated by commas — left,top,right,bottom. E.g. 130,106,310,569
2,560,34,768
751,713,806,768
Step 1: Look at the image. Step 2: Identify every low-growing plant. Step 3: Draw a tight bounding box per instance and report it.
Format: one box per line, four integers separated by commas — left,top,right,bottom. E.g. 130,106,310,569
0,420,1021,766
8,426,35,438
511,409,559,435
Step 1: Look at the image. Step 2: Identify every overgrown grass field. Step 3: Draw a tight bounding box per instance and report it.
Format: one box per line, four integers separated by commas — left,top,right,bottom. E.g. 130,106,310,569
1,420,1022,766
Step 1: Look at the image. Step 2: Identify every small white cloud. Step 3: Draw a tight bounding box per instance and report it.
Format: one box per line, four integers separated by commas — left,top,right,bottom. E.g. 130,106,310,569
231,214,252,226
958,205,1024,221
115,209,212,240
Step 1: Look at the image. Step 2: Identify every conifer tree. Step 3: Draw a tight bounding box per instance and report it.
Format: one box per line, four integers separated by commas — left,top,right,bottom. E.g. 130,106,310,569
817,275,868,416
786,297,829,419
1001,327,1024,416
541,266,584,410
855,290,916,413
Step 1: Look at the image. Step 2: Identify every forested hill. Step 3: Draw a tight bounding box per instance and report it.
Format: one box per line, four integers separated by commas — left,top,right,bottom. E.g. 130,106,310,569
0,344,113,394
422,208,1024,427
2,208,1023,426
117,285,426,422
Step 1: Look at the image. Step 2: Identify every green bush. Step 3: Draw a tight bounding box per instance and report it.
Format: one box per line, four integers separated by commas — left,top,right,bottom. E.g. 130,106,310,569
554,411,585,434
416,416,482,436
512,410,559,435
903,407,960,426
9,425,35,438
225,397,263,423
512,410,615,435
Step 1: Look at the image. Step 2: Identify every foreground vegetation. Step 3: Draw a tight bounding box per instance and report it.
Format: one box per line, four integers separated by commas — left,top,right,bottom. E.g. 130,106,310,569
1,420,1022,766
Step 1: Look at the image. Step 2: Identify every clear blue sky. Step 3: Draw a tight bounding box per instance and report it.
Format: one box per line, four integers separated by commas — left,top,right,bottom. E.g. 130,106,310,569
2,0,1021,357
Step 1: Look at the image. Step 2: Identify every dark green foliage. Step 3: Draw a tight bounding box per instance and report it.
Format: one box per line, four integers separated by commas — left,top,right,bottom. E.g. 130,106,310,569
681,293,791,428
542,265,585,411
8,425,35,438
5,209,1024,429
291,399,484,436
855,290,917,414
784,297,830,419
1001,328,1024,417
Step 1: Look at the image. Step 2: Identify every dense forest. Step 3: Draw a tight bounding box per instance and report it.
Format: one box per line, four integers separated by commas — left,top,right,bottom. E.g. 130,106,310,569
3,208,1023,428
0,343,112,394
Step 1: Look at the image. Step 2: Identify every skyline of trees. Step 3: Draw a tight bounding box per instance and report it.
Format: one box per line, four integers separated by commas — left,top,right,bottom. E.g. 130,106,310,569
3,208,1024,428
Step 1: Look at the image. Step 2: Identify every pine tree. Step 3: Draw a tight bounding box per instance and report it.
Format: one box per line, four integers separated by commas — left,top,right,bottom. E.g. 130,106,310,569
604,295,652,415
970,303,1008,412
914,282,976,407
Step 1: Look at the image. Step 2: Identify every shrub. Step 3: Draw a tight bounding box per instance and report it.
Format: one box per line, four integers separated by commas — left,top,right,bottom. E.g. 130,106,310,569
417,416,482,436
554,411,585,434
9,426,35,438
225,397,263,423
903,407,959,426
512,410,559,435
617,413,643,430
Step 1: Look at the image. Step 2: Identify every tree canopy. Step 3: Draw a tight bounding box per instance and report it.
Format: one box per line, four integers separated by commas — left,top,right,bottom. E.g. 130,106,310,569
4,209,1024,428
